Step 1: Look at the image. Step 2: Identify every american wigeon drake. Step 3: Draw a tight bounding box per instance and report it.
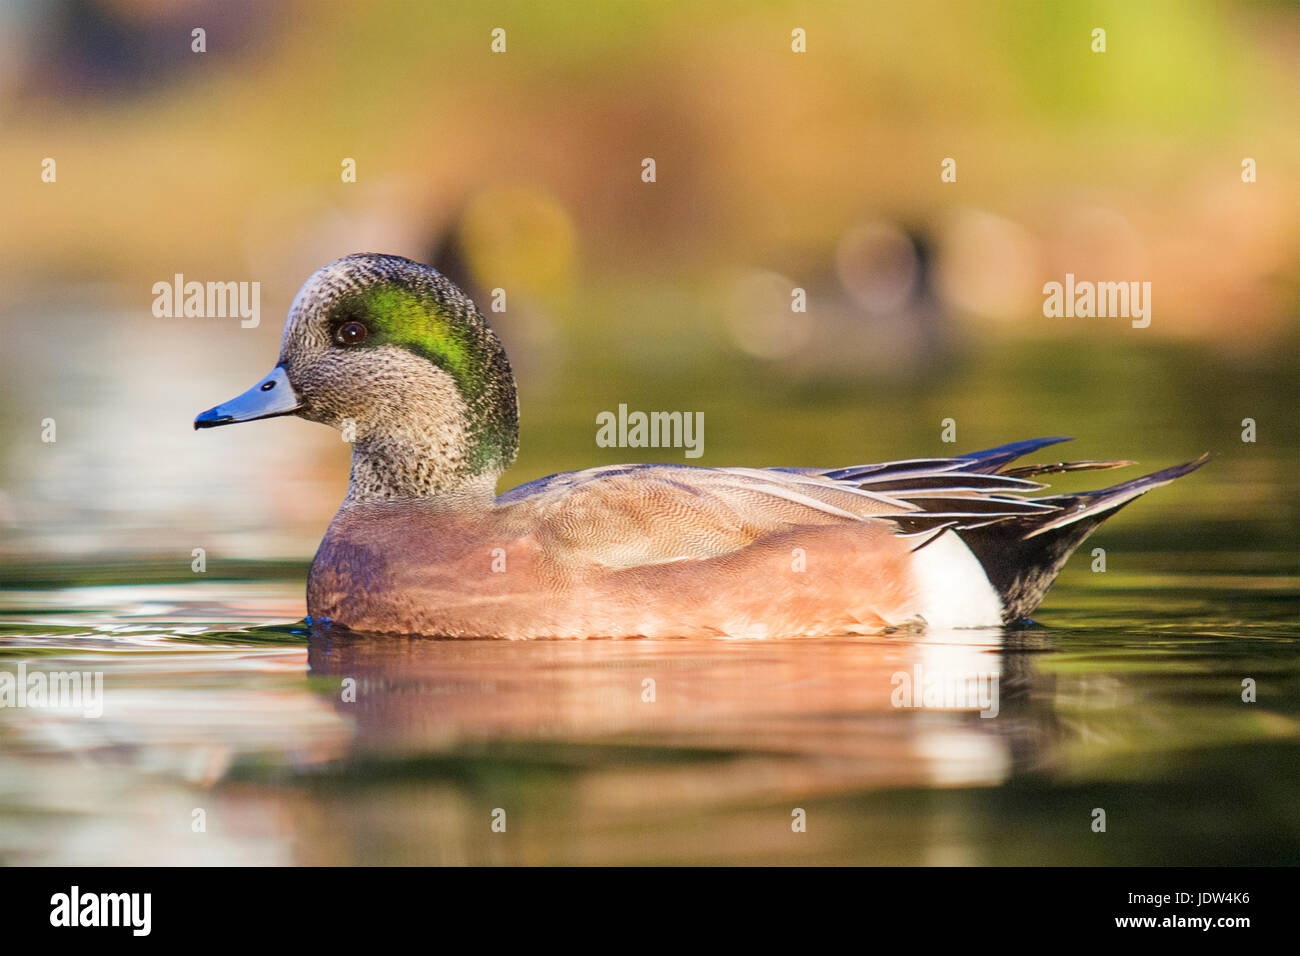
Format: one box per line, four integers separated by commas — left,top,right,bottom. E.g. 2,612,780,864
196,253,1207,639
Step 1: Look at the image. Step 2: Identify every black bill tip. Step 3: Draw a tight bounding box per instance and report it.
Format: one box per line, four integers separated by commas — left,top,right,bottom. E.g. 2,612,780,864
194,407,234,429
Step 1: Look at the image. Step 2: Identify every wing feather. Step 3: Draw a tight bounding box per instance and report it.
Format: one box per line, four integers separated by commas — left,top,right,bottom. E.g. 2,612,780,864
495,439,1139,570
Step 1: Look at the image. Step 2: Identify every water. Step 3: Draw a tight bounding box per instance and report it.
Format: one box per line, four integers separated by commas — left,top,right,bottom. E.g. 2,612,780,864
2,547,1296,866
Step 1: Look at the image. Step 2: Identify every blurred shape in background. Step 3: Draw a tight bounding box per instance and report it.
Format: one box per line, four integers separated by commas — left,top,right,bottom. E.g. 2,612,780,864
15,0,270,100
725,269,812,360
936,208,1043,324
725,223,953,382
429,185,574,390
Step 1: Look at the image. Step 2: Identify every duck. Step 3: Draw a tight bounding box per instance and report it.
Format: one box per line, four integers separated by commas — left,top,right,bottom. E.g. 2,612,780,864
195,253,1207,639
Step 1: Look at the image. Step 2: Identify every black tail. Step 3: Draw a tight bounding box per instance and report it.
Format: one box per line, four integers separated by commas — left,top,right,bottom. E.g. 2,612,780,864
955,451,1210,622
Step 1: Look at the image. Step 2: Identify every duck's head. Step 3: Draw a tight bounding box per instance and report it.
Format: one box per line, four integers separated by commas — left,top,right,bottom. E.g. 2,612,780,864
195,253,518,503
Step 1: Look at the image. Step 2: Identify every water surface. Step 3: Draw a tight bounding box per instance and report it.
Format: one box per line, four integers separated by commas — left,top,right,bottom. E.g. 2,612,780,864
2,547,1296,866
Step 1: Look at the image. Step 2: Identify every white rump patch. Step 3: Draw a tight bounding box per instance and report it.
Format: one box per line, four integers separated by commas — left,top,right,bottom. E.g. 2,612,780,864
910,531,1002,628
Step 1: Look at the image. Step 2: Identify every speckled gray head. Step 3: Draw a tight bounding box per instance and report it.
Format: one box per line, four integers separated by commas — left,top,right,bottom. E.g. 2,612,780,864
195,253,519,502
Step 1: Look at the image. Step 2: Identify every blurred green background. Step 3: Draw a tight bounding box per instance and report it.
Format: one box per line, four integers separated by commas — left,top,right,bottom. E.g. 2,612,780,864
1,0,1297,569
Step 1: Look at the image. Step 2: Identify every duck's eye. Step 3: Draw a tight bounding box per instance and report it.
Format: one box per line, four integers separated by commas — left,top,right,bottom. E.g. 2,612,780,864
335,321,369,346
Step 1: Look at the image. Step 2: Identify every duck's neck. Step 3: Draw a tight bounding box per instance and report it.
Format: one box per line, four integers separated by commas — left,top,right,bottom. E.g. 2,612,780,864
344,434,500,507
